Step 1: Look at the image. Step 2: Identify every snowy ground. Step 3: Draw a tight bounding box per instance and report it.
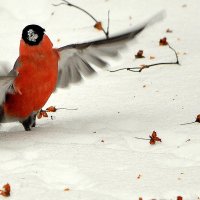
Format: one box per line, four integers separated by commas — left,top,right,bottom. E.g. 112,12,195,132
0,0,200,199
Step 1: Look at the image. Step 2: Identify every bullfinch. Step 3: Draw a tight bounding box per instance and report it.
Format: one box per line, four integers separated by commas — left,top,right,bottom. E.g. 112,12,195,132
0,12,164,131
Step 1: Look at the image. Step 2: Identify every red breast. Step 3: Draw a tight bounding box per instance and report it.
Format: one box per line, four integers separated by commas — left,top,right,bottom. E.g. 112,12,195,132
3,34,59,118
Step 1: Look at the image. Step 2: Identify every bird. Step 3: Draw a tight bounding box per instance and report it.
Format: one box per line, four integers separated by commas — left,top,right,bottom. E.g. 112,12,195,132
0,11,164,131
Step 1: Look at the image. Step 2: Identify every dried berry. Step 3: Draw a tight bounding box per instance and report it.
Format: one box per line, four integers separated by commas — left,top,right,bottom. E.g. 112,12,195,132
159,37,168,46
94,22,103,31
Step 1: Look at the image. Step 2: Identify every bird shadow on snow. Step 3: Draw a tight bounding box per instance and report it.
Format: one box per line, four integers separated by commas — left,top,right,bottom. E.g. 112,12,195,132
0,111,118,141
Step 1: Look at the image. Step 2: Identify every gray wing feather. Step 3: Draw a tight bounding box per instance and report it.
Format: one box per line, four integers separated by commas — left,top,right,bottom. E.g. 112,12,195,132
0,76,16,105
57,11,165,88
0,57,19,105
57,51,96,87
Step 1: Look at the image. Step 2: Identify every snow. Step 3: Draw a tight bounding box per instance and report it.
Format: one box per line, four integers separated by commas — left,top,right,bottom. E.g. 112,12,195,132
0,0,200,199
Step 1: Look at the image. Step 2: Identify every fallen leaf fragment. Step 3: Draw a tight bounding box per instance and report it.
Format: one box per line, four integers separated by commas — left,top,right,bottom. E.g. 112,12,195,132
0,183,11,197
37,106,77,120
64,188,70,192
94,21,103,31
139,198,143,200
195,114,200,123
149,131,162,145
177,196,183,200
135,50,145,58
46,106,57,112
37,110,48,119
159,37,168,46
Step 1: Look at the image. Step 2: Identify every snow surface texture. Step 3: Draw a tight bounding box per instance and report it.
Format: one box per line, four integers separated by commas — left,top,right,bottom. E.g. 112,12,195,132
0,0,199,199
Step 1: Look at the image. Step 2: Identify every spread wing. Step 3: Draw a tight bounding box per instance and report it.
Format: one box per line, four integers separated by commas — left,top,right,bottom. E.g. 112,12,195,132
56,11,165,88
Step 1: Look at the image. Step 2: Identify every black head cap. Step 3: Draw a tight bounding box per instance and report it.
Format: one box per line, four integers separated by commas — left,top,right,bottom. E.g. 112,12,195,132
22,24,45,46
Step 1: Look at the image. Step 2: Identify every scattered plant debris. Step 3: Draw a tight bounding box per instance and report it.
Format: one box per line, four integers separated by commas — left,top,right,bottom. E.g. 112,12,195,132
137,174,142,179
110,42,179,73
159,37,168,46
0,183,11,197
135,50,145,59
166,28,173,33
53,0,110,39
180,114,200,125
149,131,162,145
64,188,70,192
37,106,78,119
134,131,162,145
177,196,183,200
94,21,103,31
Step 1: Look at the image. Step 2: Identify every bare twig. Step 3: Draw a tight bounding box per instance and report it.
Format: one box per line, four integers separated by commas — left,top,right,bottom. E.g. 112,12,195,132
180,114,200,126
56,107,78,111
180,121,196,125
134,137,150,141
110,43,180,73
106,10,110,39
37,106,78,119
53,0,110,38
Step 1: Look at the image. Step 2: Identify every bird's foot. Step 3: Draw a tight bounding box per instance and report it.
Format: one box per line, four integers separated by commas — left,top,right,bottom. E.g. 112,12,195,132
21,113,37,131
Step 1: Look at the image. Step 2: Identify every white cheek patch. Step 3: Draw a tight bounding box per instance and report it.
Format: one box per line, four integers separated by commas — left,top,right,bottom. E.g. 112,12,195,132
27,29,38,42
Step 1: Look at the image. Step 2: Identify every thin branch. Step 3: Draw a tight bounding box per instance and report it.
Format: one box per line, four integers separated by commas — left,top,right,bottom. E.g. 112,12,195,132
108,67,140,73
106,10,110,39
168,44,179,65
55,0,98,21
180,121,196,125
109,43,180,73
53,0,110,38
56,107,78,111
134,137,150,141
